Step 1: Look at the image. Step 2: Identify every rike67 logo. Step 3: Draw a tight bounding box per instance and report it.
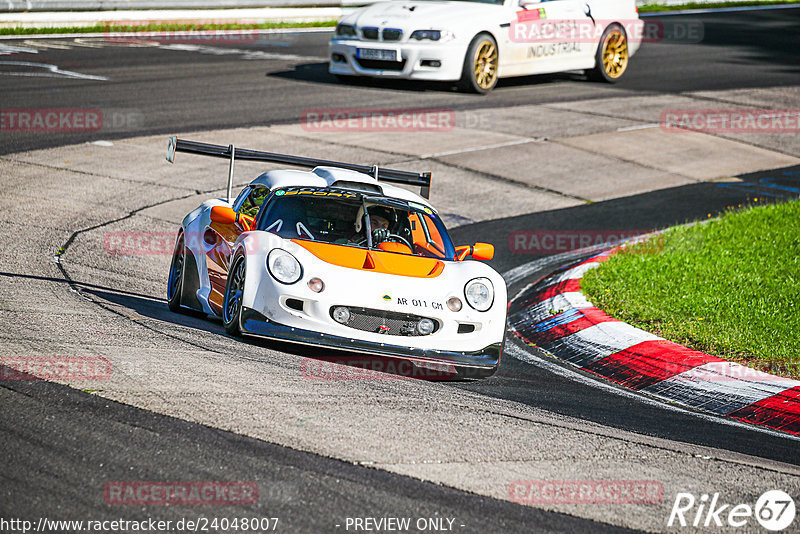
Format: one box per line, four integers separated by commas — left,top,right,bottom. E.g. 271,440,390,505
668,490,796,531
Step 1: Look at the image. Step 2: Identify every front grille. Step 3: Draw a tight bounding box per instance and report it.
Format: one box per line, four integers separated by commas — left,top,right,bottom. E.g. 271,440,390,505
382,29,403,41
331,306,438,337
355,58,406,71
362,27,379,40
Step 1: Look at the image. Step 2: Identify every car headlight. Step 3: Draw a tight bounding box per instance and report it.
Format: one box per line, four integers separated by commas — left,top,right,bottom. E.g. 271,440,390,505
267,249,302,284
410,29,454,41
336,23,357,38
464,277,494,312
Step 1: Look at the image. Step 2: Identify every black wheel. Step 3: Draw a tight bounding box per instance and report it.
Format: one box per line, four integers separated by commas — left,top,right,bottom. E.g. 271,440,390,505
587,23,629,83
222,254,246,336
167,232,186,313
458,33,499,94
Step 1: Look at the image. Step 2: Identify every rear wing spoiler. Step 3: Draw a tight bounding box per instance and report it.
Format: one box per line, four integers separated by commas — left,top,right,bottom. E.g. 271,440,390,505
166,136,432,200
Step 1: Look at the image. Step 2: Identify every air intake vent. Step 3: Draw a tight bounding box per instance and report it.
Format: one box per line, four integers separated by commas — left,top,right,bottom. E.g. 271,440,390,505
383,29,403,41
330,180,382,194
286,298,304,311
330,306,438,336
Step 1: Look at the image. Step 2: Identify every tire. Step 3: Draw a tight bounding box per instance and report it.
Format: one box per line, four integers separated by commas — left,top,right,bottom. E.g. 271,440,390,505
222,253,246,336
167,232,186,313
458,33,499,94
587,23,629,83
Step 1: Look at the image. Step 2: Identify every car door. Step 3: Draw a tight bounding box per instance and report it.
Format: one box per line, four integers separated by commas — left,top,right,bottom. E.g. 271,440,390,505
506,0,594,75
205,186,269,314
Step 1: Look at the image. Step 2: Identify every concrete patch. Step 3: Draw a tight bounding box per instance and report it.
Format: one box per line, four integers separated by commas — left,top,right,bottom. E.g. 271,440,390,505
438,139,694,201
272,122,531,159
558,127,800,180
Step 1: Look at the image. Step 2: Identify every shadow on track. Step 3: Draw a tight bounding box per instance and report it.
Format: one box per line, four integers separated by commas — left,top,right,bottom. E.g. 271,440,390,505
266,61,579,94
75,284,468,383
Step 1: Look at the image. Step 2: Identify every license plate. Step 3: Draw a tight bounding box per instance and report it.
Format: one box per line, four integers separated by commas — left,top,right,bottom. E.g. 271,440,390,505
356,48,399,61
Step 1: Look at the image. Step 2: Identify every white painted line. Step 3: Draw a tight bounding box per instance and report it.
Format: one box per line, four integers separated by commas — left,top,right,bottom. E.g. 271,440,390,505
22,39,71,49
644,361,800,415
541,262,600,287
543,322,662,359
158,43,324,61
0,60,108,80
0,43,37,54
0,28,335,40
616,123,659,132
516,291,595,326
71,38,106,48
420,138,542,160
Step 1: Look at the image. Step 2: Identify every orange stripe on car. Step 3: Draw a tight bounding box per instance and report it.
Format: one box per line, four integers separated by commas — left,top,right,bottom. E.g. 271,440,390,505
293,240,445,278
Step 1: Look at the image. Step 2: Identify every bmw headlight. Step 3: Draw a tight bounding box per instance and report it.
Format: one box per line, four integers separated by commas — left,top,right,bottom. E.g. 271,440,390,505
336,23,357,38
267,249,302,284
410,29,454,41
464,277,494,312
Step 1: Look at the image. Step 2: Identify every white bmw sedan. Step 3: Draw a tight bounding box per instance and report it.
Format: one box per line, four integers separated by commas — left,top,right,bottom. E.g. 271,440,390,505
329,0,642,93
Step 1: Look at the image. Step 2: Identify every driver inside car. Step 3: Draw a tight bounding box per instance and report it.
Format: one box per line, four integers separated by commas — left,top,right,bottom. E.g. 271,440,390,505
368,213,391,244
347,205,413,253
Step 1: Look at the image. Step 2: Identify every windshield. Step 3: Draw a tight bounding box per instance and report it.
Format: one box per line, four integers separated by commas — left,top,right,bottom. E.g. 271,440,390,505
255,188,456,260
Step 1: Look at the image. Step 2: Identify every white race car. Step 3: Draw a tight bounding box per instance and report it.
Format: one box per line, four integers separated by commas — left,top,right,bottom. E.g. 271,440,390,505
329,0,642,93
165,137,506,379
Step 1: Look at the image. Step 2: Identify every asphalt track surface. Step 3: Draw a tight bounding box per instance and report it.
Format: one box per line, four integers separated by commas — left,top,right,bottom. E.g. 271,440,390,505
2,8,800,533
2,7,800,155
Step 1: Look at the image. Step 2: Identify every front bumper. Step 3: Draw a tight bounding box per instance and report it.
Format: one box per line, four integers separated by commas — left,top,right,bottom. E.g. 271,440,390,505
240,308,501,371
329,39,465,81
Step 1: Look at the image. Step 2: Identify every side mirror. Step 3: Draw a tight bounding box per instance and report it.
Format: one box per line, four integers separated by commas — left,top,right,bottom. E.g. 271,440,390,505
455,243,494,261
210,206,236,225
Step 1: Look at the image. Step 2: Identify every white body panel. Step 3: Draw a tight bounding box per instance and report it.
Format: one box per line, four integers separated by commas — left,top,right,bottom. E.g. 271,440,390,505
328,0,641,81
175,165,507,368
235,231,507,354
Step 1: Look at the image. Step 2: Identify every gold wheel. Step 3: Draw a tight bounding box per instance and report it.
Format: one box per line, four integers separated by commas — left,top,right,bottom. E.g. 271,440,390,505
473,40,498,90
601,28,628,79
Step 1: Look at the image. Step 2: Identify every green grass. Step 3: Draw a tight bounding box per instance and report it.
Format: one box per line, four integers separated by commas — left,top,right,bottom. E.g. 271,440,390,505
0,20,336,36
638,0,799,11
581,199,800,377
